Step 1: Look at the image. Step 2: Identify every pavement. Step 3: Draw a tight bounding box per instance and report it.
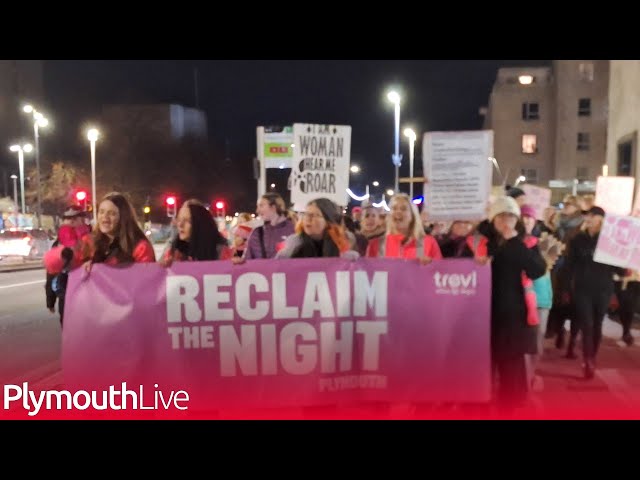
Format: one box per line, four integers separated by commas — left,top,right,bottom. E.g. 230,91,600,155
0,257,44,272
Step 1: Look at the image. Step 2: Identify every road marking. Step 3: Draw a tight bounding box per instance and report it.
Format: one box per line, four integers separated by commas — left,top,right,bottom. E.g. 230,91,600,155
0,280,45,290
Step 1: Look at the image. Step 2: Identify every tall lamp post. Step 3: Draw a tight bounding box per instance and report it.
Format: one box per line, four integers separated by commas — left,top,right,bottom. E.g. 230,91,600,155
87,128,100,224
10,175,18,211
23,105,48,227
403,128,417,199
9,143,33,214
387,91,402,193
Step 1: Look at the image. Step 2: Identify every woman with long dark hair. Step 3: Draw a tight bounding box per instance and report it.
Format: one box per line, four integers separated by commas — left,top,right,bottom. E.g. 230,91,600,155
160,199,231,265
45,192,155,325
79,192,156,267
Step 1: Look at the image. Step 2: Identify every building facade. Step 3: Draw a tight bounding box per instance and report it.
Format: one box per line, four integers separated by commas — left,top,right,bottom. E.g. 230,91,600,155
483,60,609,195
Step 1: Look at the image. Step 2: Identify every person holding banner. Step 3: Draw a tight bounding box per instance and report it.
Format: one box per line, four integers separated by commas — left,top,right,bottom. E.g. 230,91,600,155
359,202,386,242
275,197,357,259
44,193,155,324
240,192,295,261
436,220,474,258
481,196,546,411
79,192,156,267
365,194,442,263
566,206,626,379
159,199,232,266
342,215,368,257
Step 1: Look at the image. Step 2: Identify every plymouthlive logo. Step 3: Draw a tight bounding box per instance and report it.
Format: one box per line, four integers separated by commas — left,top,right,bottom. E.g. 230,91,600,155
433,271,477,296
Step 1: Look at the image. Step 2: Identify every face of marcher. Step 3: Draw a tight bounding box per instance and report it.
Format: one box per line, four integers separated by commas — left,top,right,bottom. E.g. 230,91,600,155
303,203,327,239
391,198,412,233
177,205,192,241
515,195,526,207
98,200,120,238
493,212,518,238
523,215,536,235
585,213,603,233
563,203,578,216
451,221,472,238
257,198,278,222
362,209,379,232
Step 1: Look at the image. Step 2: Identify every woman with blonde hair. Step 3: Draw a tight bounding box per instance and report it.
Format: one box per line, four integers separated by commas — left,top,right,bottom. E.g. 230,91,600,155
366,193,442,262
242,192,295,260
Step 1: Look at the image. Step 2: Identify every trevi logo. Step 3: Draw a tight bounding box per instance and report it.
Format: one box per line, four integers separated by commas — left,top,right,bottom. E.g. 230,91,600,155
433,271,477,296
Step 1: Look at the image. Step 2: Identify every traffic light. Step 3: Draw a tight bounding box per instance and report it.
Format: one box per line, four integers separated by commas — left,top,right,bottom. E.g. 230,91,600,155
76,190,88,210
214,200,225,218
166,196,177,218
143,206,151,215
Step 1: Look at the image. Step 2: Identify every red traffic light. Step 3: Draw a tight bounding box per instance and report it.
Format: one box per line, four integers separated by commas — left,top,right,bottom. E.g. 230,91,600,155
166,196,176,206
215,201,224,210
76,191,87,201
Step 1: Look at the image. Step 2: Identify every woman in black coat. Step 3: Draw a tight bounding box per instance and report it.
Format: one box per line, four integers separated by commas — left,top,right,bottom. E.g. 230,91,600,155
484,197,547,411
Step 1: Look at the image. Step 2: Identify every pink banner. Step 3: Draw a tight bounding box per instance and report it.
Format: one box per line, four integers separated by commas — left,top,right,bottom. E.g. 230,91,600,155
594,214,640,270
56,258,491,417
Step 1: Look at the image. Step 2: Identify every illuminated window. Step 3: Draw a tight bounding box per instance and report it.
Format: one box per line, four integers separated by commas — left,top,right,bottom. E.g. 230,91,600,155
522,134,538,154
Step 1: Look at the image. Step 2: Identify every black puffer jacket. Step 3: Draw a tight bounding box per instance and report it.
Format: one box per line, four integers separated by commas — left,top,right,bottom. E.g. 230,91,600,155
566,231,625,296
488,236,547,357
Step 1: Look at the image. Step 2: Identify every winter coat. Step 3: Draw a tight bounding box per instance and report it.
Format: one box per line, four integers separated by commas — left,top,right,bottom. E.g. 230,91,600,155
366,233,443,259
487,236,547,357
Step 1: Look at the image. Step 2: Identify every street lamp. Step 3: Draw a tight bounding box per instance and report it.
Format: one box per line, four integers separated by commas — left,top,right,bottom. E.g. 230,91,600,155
514,175,526,187
9,143,33,214
372,181,379,187
350,165,360,173
10,175,18,211
386,189,395,197
23,104,48,227
87,128,100,224
387,90,402,193
404,128,417,199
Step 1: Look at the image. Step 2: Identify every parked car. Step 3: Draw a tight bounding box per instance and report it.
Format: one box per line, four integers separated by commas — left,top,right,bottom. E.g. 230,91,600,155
0,228,54,259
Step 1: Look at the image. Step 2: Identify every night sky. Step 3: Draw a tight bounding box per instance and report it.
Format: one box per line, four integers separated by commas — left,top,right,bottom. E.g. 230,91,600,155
43,60,551,208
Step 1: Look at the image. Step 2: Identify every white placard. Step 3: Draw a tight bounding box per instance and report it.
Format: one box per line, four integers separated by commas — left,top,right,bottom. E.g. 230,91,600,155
521,184,552,220
595,176,635,216
633,186,640,218
290,124,351,208
422,130,493,221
